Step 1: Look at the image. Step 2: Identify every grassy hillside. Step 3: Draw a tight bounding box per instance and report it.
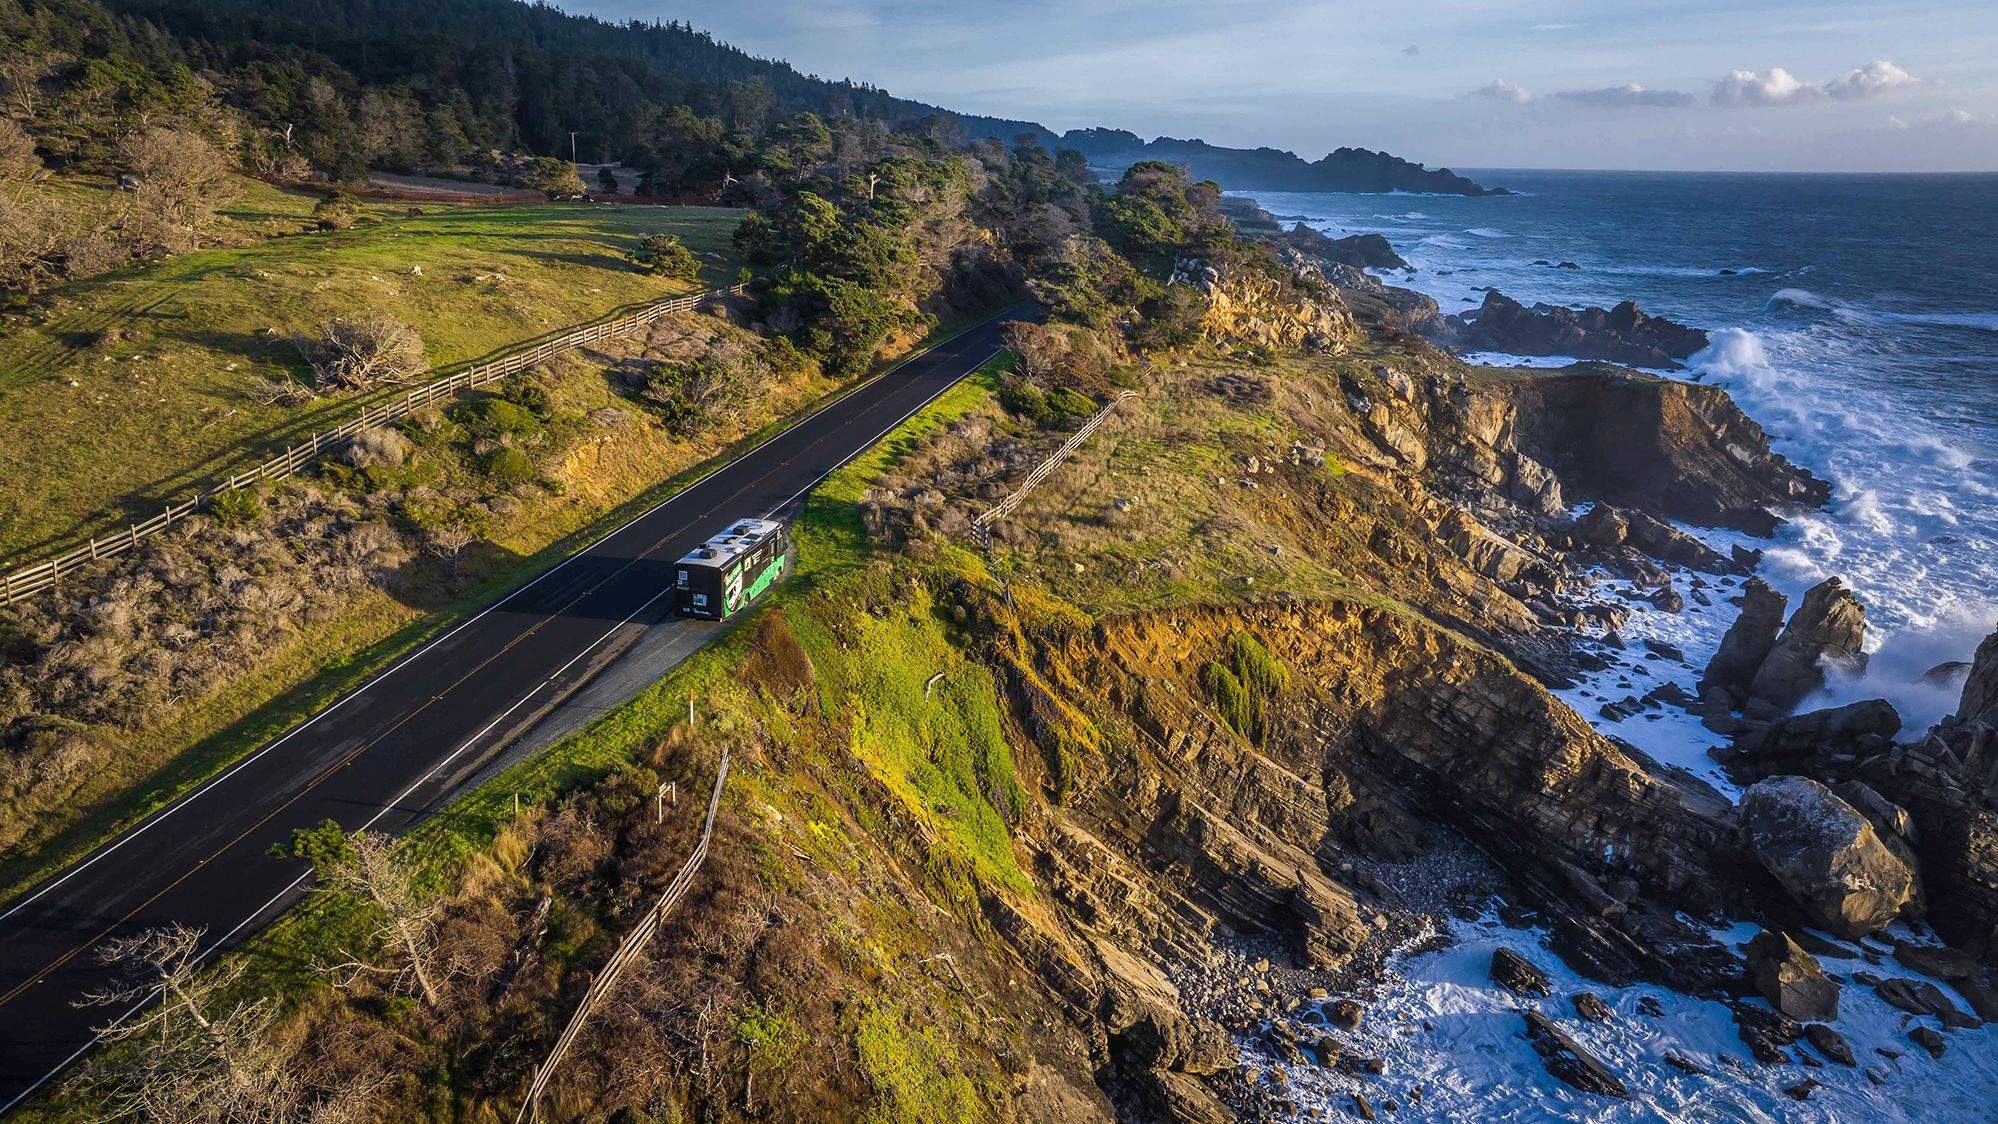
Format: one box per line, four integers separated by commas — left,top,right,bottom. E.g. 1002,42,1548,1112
0,181,743,561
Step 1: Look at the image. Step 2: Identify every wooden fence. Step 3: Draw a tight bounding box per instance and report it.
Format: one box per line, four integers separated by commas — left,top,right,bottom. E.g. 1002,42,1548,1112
516,751,730,1124
0,283,747,609
247,172,545,205
973,390,1136,541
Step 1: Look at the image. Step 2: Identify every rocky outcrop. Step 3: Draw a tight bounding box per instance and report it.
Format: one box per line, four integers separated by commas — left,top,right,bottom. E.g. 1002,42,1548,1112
1441,291,1709,369
1728,700,1902,779
1745,929,1839,1021
1521,1012,1629,1098
1748,579,1868,711
1279,224,1409,272
1702,580,1789,706
1498,369,1830,535
1568,505,1729,573
1177,258,1358,354
1739,776,1922,938
1960,629,1998,728
1080,600,1741,944
1491,948,1552,997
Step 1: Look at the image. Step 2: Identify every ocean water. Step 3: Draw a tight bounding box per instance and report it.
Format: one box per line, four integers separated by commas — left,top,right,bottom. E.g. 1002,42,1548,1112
1231,173,1998,1121
1248,171,1998,733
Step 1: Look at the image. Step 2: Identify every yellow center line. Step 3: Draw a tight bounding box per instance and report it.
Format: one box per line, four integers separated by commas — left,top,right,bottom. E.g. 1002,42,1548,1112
0,456,786,1009
0,318,988,1012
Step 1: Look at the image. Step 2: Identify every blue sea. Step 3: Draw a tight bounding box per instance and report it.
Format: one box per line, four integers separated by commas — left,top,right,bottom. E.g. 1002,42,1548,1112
1249,171,1998,730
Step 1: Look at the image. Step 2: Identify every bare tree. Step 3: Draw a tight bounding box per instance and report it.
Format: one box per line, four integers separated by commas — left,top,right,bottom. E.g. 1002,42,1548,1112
999,319,1069,383
0,120,43,201
300,315,428,391
424,523,478,587
301,827,445,1006
119,126,238,229
73,924,299,1123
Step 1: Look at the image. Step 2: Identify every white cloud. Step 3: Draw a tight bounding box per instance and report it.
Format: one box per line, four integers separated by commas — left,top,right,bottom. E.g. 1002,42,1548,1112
1554,83,1695,109
1713,60,1925,107
1886,115,1909,130
1827,60,1922,100
1465,79,1532,104
1712,66,1815,106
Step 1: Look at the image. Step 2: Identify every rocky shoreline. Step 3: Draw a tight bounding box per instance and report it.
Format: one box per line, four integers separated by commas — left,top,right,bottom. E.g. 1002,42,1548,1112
1123,215,1998,1120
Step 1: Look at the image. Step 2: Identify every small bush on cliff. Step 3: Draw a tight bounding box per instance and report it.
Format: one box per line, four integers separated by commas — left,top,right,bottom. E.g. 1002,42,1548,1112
1202,660,1261,744
1229,631,1290,697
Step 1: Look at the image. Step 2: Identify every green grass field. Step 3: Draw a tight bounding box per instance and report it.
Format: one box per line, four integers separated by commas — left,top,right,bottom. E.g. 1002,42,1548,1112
0,179,743,560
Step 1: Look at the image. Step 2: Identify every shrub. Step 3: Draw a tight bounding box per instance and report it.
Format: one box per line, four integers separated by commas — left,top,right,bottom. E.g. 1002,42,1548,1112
344,425,411,469
498,375,553,418
1228,631,1290,697
208,487,262,527
997,382,1051,425
456,397,543,441
520,156,586,198
1045,386,1098,420
1201,661,1260,743
312,192,365,231
483,447,537,486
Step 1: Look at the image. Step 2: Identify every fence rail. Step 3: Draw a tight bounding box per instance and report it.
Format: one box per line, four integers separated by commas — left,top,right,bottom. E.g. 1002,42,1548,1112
517,751,730,1123
0,283,747,609
973,390,1136,539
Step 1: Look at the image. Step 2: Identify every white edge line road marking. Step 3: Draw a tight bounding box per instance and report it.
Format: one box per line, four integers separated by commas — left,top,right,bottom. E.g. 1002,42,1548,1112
0,315,1018,1115
0,306,1017,928
0,583,679,1115
762,347,1006,518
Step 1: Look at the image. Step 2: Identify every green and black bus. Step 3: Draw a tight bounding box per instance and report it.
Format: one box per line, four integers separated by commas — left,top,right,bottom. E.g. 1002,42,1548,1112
673,517,792,620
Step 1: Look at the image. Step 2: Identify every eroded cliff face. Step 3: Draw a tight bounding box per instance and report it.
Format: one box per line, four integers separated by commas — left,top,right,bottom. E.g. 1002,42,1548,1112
1176,257,1359,355
817,331,1838,1118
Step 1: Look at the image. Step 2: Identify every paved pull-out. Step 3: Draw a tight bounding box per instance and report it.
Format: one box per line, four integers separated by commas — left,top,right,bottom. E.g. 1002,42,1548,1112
0,312,1013,1111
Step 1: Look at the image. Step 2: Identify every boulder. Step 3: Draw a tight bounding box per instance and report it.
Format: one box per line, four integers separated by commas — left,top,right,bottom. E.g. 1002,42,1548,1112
1623,509,1730,573
1892,941,1980,982
1745,929,1840,1022
1571,993,1614,1023
1703,580,1788,708
1739,776,1922,938
1910,1026,1948,1060
1491,948,1552,997
1873,978,1981,1028
1521,1011,1630,1098
1326,998,1364,1032
1730,1003,1802,1064
1748,578,1868,711
1803,1023,1855,1066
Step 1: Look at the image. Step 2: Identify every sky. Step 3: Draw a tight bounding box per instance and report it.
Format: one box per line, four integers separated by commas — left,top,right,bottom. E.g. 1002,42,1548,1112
564,0,1998,173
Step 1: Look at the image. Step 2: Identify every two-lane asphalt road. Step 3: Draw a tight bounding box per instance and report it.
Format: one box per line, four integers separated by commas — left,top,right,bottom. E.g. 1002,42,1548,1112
0,311,1014,1111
